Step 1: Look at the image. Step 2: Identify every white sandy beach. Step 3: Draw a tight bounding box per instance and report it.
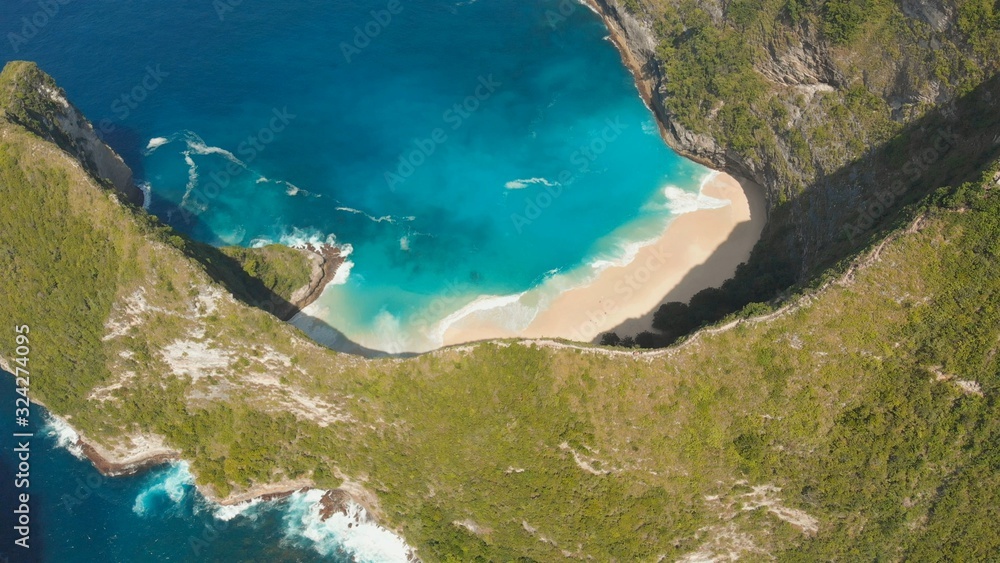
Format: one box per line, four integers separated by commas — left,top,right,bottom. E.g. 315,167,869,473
441,172,767,346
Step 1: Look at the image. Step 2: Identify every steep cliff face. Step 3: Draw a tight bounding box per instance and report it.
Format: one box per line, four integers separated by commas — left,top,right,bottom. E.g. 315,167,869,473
586,0,1000,275
0,61,143,206
586,0,743,179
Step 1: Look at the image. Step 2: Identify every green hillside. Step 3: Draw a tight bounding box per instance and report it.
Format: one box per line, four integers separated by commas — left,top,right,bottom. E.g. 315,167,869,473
2,59,999,560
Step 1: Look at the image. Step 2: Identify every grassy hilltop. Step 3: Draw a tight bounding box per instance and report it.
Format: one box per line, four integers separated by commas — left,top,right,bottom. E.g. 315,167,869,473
2,42,1000,563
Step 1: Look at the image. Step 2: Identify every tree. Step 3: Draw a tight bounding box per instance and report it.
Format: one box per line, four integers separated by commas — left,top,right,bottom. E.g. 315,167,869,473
600,332,622,346
635,331,660,349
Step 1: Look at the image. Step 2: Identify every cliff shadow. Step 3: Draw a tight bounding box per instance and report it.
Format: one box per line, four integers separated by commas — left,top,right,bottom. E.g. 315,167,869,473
128,193,297,311
98,122,148,182
615,74,1000,347
103,126,423,359
601,202,767,343
288,311,421,359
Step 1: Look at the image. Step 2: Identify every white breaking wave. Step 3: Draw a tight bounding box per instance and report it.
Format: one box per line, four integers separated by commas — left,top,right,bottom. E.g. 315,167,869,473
282,489,413,563
213,498,263,522
662,185,730,215
339,290,541,354
251,229,354,286
183,131,248,169
427,292,537,346
641,119,659,136
143,130,246,165
251,227,339,249
330,260,354,286
256,177,315,197
254,174,318,198
335,206,410,224
576,0,601,16
145,136,170,153
589,235,661,272
399,236,410,251
699,170,720,191
179,151,204,213
43,415,85,459
148,130,327,220
137,181,152,210
504,177,560,190
132,462,194,516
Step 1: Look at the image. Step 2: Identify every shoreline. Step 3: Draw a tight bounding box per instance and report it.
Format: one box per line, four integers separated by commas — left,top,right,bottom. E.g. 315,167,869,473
437,0,769,345
71,428,323,506
528,171,766,341
279,244,348,321
441,172,767,345
292,0,770,354
22,402,419,557
12,398,351,511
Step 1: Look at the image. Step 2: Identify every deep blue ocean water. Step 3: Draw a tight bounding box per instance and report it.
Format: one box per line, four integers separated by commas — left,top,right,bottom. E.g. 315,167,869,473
1,0,713,353
0,375,416,562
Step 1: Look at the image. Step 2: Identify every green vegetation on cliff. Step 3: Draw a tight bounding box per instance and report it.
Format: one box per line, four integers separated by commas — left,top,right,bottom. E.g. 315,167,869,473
0,60,63,130
219,244,313,303
643,0,998,188
595,0,1000,347
0,61,314,412
2,61,1000,560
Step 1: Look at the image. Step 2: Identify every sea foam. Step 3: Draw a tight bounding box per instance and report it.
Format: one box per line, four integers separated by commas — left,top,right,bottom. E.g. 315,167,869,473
335,206,411,224
428,291,535,344
132,462,195,516
282,489,413,563
250,228,355,289
250,227,339,249
662,186,730,215
179,151,203,212
145,136,170,153
183,131,247,168
589,235,661,272
43,414,85,459
212,498,263,522
504,177,560,190
137,181,152,209
641,119,658,136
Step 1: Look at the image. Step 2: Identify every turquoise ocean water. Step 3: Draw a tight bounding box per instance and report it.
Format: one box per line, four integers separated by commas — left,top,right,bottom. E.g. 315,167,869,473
2,0,714,354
